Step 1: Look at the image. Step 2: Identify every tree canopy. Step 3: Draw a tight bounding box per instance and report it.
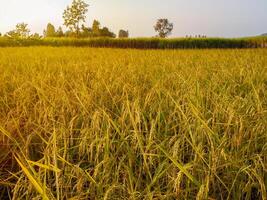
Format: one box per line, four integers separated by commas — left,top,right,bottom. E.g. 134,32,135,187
92,20,101,36
154,19,173,38
44,23,56,37
63,0,89,36
6,23,30,38
118,30,129,38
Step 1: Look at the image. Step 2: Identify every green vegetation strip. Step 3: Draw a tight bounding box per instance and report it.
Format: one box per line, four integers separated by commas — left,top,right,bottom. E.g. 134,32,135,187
0,36,266,48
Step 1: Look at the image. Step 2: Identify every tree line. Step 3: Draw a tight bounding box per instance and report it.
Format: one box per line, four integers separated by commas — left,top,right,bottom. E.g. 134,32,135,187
1,0,173,39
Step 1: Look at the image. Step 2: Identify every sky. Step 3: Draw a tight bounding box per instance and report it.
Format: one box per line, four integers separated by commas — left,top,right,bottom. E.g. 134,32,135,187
0,0,266,38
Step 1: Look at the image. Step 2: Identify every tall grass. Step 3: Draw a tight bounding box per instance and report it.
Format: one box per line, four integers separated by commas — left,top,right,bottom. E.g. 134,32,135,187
0,36,267,49
0,47,266,199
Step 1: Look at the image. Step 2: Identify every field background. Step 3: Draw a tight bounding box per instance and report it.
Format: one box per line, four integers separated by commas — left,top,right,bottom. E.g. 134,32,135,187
0,47,266,199
0,37,267,49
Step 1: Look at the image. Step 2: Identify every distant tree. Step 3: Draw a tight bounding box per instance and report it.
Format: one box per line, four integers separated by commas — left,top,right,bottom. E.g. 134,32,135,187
5,30,19,38
118,30,129,38
79,22,115,38
100,27,116,38
56,26,64,37
30,33,42,39
0,33,2,37
92,20,100,36
44,23,56,37
81,24,92,37
154,19,173,38
63,0,89,36
16,23,30,38
6,23,30,38
65,30,76,37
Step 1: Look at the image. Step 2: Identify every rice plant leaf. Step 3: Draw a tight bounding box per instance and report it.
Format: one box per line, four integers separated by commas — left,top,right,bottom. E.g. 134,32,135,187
14,155,50,200
57,155,97,185
157,145,200,187
27,160,61,173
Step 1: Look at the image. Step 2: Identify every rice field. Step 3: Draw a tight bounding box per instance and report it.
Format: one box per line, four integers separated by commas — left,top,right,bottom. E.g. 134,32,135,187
0,47,266,199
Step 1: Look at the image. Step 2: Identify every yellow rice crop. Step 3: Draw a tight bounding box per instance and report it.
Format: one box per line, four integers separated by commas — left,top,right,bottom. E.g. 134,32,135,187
0,47,266,199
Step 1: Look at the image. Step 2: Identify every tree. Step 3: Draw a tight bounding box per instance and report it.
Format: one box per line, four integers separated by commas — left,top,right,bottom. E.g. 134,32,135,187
65,30,76,37
6,23,30,38
118,29,129,38
154,19,173,38
79,22,115,38
63,0,89,36
92,20,100,36
56,26,64,37
44,23,56,37
100,27,116,38
16,23,30,38
81,24,92,37
30,33,42,39
5,30,19,38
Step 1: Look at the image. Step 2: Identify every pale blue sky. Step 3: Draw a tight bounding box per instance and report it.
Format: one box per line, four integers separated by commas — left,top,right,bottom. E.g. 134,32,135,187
0,0,266,37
